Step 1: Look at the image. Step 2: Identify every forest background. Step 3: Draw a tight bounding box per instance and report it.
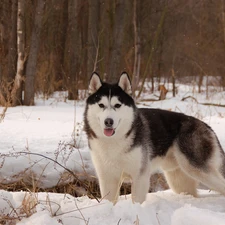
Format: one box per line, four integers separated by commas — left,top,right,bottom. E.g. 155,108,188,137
1,0,225,106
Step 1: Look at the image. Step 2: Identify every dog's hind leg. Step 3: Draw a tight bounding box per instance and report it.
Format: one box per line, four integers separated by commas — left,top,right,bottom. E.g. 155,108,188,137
164,168,198,196
175,150,225,196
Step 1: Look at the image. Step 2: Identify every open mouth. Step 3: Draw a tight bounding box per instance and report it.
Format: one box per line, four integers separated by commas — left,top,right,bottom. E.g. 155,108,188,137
104,128,115,137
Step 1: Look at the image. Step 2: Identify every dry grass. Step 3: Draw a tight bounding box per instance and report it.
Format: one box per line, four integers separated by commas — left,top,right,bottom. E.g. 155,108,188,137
0,156,168,224
0,172,168,199
0,124,168,224
20,192,38,217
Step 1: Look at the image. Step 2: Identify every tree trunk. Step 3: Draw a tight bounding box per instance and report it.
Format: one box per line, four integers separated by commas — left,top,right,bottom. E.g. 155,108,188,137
221,0,225,90
171,33,177,98
87,0,100,76
198,72,204,93
108,0,128,83
11,0,25,106
49,0,68,92
100,0,113,81
67,0,79,100
132,0,141,94
171,68,176,97
159,84,168,100
6,0,17,104
80,1,88,84
136,6,167,99
24,0,45,105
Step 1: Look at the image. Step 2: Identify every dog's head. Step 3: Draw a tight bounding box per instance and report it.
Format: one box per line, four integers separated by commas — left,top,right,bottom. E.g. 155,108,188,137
85,72,136,139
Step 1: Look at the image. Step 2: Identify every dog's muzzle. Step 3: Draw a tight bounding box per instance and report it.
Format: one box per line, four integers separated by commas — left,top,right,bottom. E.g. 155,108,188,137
104,118,115,137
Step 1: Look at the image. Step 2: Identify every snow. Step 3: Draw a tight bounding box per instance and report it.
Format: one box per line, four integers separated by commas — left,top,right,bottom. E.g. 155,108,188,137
0,85,225,224
1,190,225,225
172,205,225,225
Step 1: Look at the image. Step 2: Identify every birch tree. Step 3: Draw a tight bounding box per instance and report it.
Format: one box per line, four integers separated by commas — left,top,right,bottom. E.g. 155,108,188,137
11,0,25,106
132,0,141,94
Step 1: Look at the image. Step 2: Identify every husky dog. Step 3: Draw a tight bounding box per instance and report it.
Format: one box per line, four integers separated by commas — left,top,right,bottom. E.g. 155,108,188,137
84,72,225,204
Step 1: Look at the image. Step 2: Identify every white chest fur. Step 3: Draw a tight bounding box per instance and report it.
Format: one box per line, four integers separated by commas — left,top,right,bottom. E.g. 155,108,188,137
89,137,143,179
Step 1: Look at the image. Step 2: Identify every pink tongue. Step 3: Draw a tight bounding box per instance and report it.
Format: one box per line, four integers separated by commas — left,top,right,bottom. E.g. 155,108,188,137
104,128,114,137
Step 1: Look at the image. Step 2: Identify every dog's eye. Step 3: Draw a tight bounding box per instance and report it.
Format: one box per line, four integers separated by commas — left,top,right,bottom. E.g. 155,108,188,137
114,104,121,109
98,103,105,108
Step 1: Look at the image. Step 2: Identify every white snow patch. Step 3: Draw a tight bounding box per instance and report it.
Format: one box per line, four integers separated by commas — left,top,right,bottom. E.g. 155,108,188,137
0,86,225,224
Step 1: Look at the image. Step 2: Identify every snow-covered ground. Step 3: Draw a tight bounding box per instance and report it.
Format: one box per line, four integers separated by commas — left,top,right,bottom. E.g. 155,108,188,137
1,189,225,225
1,84,225,224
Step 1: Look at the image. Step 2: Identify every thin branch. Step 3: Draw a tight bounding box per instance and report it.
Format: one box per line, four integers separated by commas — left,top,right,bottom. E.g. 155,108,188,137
0,105,8,123
17,151,100,202
55,202,105,217
181,95,225,107
181,95,198,103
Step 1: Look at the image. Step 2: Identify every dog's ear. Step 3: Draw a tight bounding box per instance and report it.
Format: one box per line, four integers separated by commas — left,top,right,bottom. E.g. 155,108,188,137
89,72,102,94
118,72,132,95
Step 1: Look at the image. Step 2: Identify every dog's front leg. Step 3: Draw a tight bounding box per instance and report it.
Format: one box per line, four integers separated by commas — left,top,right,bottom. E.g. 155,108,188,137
98,174,122,204
91,153,122,204
131,174,150,204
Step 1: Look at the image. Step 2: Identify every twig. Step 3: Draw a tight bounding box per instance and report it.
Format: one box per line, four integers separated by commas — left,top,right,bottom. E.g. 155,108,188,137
0,105,8,123
74,198,89,225
181,95,198,103
3,197,21,220
17,151,100,203
44,193,61,216
201,102,225,107
181,95,225,107
156,213,161,225
55,202,105,217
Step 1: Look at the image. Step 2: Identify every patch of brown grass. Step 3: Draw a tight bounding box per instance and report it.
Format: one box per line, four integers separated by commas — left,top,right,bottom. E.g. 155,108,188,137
0,172,168,199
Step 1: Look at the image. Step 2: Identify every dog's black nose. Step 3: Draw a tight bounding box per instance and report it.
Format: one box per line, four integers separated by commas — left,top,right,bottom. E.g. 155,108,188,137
104,118,114,127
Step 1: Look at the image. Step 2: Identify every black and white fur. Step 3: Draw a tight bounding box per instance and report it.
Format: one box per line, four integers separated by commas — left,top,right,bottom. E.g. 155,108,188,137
84,72,225,204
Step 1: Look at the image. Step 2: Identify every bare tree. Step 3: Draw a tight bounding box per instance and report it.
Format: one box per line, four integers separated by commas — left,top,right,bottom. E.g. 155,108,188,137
24,0,45,105
6,0,17,103
1,0,225,105
108,0,129,83
137,5,167,98
80,0,89,84
11,0,25,106
87,0,100,76
67,0,79,100
221,0,225,89
132,0,141,94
